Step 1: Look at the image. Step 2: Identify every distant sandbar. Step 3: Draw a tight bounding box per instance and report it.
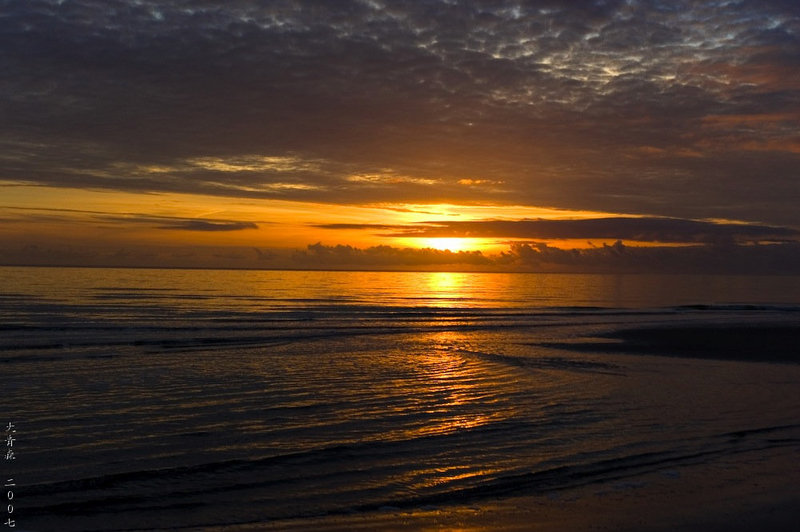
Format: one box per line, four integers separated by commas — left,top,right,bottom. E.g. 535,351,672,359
541,324,800,363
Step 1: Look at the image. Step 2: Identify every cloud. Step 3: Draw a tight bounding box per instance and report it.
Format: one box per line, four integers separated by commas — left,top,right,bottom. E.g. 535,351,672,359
0,205,261,232
154,220,258,232
292,242,491,268
498,240,800,275
1,1,799,225
316,217,800,244
3,236,800,274
313,223,409,231
103,214,260,232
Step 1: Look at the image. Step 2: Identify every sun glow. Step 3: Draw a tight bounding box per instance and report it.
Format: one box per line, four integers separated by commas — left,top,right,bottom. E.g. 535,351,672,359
424,238,474,252
397,236,504,254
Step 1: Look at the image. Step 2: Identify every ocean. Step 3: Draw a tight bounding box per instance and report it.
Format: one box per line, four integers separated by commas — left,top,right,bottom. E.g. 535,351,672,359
1,267,799,530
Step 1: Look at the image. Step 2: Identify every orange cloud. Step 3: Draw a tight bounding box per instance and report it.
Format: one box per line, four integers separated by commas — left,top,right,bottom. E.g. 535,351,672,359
736,139,800,154
701,112,800,127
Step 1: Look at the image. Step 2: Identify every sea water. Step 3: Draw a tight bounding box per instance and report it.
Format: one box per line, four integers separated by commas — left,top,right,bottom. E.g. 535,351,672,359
1,267,799,530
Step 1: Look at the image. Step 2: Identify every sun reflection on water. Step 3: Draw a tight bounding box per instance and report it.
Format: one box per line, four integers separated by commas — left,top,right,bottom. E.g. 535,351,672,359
421,271,476,307
407,330,512,436
389,330,516,493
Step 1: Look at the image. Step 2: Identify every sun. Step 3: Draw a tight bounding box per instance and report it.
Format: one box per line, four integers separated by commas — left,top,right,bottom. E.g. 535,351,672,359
397,235,501,253
424,237,473,252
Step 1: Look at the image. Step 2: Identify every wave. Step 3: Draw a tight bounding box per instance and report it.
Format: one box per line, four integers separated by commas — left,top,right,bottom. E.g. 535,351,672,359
671,303,800,312
19,423,800,529
4,270,800,531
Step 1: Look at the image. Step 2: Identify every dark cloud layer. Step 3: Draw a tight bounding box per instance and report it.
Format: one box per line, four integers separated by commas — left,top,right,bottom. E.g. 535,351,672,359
243,239,800,274
2,0,799,225
3,237,799,274
153,220,258,232
318,217,800,244
292,242,491,268
497,240,800,274
0,205,261,232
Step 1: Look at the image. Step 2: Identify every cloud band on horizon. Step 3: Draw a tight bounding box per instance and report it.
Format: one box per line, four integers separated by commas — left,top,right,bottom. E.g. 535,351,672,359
315,217,800,244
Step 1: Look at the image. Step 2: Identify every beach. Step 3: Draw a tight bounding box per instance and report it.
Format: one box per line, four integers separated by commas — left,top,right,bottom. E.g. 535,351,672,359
542,324,800,363
250,445,798,531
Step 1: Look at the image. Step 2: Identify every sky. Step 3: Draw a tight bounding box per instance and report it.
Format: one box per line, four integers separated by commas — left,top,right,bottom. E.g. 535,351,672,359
2,0,799,272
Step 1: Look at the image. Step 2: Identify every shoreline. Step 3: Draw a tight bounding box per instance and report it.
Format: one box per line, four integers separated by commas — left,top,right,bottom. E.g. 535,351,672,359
540,323,800,364
212,444,797,532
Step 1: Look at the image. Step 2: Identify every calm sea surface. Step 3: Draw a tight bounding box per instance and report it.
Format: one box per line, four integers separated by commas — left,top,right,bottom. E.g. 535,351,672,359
1,267,799,530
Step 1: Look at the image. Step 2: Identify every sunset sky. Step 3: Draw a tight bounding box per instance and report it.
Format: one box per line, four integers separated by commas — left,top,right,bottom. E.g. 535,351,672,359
2,0,799,272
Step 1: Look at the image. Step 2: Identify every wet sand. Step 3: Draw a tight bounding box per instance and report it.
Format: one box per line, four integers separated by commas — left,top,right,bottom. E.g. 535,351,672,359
210,442,797,532
541,323,800,364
